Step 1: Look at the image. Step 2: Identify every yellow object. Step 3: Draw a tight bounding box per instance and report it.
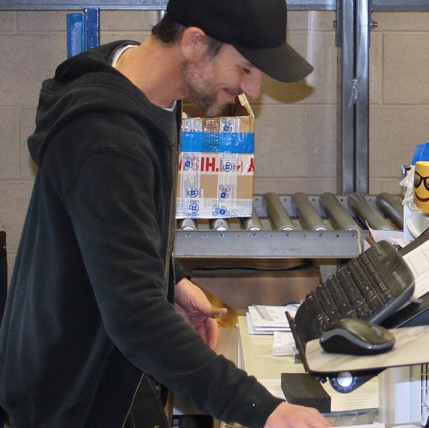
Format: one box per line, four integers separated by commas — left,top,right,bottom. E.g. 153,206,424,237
414,161,429,214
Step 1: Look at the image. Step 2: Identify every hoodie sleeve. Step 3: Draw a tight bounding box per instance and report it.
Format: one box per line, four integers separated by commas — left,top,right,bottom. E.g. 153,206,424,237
174,258,191,283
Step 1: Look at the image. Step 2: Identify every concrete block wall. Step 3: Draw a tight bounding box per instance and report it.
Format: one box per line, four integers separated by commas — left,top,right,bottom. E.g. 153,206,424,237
0,9,429,276
370,12,429,193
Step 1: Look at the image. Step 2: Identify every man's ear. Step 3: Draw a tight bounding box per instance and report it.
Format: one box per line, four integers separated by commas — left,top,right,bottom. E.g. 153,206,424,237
180,27,209,60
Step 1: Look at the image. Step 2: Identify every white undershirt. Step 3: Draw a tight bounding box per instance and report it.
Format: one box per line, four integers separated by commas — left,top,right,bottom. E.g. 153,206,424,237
110,44,138,68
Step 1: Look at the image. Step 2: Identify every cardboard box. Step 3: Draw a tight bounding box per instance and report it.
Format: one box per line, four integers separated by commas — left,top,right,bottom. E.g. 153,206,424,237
176,94,254,219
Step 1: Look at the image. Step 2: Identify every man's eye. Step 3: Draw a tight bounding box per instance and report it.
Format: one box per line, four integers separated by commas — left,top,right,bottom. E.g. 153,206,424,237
242,67,251,74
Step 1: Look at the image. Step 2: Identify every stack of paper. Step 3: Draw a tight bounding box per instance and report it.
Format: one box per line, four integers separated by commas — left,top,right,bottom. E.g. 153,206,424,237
246,304,299,335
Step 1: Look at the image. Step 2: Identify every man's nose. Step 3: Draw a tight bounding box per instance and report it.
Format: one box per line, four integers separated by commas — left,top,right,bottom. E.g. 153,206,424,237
240,68,262,100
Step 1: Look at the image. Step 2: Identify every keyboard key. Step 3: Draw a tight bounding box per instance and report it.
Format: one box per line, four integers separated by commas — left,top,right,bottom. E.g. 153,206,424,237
347,258,384,312
325,275,356,318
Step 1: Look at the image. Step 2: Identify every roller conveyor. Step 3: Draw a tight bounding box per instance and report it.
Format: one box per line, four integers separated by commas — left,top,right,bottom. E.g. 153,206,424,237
265,192,295,231
175,193,404,259
240,208,263,231
291,192,330,231
179,218,197,231
376,192,404,230
210,218,230,231
347,192,394,231
319,192,361,231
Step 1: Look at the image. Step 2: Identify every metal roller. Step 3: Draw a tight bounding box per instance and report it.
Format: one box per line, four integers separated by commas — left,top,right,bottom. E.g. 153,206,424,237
319,192,361,231
241,207,263,231
291,192,329,230
179,218,197,231
210,218,230,231
376,192,404,230
348,192,394,231
264,192,295,231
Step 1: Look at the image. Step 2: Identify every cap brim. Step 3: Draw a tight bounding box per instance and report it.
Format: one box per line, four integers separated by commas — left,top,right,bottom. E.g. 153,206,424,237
236,42,313,83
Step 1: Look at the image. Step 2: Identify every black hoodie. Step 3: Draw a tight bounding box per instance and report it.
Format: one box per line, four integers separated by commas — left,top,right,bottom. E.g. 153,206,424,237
0,41,282,428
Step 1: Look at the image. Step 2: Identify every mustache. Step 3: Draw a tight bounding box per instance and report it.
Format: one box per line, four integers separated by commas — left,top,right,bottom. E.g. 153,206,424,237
224,88,243,97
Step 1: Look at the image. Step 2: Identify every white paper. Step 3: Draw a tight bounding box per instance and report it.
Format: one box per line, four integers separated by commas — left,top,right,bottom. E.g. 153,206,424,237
367,225,408,248
271,331,296,356
403,238,429,299
246,304,299,335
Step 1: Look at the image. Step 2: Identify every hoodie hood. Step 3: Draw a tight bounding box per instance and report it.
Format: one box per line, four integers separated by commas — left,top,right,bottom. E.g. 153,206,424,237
27,40,175,167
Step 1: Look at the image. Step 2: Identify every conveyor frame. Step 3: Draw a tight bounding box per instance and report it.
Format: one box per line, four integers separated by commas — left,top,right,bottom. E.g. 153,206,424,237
175,229,362,259
175,193,403,259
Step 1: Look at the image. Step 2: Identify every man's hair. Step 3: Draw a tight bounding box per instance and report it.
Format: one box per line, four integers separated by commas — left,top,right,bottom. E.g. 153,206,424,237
152,14,223,56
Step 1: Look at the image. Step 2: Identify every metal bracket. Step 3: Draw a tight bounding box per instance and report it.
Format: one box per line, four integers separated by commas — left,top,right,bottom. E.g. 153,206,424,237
67,8,100,57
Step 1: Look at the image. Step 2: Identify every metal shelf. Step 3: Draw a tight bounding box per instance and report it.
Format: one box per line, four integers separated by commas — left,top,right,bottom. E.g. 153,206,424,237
372,0,429,12
0,0,336,11
4,0,429,12
3,0,429,11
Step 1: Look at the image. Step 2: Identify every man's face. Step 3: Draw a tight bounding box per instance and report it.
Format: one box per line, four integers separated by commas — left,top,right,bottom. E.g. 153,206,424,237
181,43,262,116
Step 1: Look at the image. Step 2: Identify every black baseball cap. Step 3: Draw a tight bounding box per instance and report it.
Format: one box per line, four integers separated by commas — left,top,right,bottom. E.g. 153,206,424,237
166,0,313,82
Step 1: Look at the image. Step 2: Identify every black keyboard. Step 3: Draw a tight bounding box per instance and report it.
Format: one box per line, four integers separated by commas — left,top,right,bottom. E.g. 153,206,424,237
288,240,415,359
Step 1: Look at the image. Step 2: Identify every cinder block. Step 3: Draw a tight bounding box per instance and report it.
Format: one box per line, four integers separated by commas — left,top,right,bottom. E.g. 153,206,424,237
0,109,18,179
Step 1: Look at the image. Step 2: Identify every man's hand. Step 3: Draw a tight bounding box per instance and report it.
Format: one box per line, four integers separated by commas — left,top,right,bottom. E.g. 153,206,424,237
175,278,228,350
264,402,332,428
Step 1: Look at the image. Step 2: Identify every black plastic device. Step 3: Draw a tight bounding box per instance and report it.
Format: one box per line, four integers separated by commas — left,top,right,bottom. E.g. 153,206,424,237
319,318,395,356
287,227,429,393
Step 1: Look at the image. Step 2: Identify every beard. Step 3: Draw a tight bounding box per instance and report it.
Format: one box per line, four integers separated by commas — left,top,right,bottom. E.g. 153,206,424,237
181,59,231,117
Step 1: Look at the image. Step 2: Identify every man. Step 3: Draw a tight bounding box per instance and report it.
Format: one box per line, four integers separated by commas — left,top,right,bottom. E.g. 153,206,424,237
0,0,331,427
